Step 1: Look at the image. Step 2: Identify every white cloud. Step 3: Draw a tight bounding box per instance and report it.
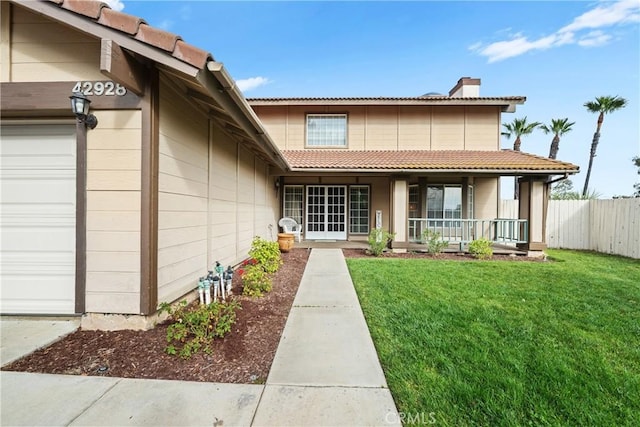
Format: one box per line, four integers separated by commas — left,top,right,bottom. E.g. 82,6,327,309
236,77,271,92
471,0,639,63
102,0,124,12
560,0,640,33
578,30,613,47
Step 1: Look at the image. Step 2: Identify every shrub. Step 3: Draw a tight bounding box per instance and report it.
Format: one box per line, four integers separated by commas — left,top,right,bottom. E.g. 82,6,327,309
421,229,449,256
158,299,240,359
468,238,493,260
368,228,395,256
248,236,282,274
241,263,272,297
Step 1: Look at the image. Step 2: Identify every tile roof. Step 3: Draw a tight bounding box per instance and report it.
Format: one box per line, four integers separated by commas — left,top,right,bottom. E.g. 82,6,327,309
45,0,212,68
282,150,579,174
248,96,525,102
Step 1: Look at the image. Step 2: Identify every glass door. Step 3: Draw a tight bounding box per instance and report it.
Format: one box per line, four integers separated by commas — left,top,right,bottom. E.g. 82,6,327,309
305,185,347,240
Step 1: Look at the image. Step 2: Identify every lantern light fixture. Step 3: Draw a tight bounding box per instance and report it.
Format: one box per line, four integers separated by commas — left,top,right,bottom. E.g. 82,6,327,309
69,92,98,129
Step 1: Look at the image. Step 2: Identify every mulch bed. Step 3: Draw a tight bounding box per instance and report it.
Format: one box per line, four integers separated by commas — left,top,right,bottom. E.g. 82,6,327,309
2,248,310,384
2,246,543,384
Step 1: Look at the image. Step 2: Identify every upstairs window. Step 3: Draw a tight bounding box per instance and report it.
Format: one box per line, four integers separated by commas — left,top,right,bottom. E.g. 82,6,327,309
306,114,347,147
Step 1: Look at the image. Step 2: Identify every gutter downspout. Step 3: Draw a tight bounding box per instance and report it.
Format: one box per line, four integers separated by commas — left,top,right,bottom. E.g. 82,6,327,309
206,61,291,172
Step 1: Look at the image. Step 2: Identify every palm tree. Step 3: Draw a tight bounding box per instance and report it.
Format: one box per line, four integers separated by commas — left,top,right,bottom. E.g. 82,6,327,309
502,117,541,199
582,96,628,197
540,118,575,160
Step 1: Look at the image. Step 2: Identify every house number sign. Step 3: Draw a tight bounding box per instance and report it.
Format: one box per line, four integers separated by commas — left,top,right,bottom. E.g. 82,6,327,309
72,81,127,96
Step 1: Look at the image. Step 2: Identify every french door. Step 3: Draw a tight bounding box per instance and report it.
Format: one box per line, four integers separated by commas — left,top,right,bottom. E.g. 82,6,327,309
305,185,347,240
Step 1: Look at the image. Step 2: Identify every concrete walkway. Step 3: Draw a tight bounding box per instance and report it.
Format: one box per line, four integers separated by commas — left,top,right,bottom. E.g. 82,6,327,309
1,249,399,426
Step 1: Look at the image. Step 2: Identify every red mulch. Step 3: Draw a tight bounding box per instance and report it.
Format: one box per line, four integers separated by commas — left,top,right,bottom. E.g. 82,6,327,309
2,249,310,384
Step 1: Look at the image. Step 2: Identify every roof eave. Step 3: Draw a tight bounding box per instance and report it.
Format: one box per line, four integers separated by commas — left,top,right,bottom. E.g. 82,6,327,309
288,168,578,175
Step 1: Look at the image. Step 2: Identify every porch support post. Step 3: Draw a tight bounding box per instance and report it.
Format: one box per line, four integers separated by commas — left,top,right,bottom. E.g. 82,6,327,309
461,177,469,219
517,176,549,252
391,177,409,251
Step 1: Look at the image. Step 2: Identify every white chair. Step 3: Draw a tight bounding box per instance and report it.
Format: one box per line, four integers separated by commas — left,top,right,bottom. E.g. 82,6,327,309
278,217,303,242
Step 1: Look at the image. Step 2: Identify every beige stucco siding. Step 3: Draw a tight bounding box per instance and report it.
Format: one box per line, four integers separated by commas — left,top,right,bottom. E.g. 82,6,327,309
7,6,102,82
431,106,465,150
157,82,209,305
86,110,142,314
398,106,431,150
464,107,500,150
252,105,500,151
473,177,499,219
366,106,398,150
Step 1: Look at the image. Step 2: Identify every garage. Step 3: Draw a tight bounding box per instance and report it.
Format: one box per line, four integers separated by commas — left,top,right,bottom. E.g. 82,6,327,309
0,124,77,314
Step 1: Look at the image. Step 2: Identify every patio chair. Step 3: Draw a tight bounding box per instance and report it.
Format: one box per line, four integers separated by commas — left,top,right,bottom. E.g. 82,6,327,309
278,217,303,242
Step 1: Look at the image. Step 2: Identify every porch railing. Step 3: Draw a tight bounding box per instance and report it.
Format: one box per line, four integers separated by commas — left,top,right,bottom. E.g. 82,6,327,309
408,218,528,248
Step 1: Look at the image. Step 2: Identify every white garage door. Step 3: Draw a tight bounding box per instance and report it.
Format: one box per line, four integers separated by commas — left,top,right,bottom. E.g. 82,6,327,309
1,124,76,314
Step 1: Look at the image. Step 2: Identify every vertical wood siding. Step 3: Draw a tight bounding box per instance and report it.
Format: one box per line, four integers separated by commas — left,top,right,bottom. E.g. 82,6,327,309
500,199,639,259
253,105,499,151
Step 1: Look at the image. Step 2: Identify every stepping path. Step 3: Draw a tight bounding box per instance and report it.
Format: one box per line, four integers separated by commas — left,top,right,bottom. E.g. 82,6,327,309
252,248,400,426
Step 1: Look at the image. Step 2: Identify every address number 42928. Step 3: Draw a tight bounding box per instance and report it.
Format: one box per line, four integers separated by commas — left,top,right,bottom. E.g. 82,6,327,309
72,81,127,96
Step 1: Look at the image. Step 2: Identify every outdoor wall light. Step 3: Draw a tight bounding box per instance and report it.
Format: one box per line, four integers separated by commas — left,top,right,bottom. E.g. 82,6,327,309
69,92,98,129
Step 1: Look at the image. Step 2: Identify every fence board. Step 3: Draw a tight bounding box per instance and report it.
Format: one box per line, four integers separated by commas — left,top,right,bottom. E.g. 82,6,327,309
500,198,639,258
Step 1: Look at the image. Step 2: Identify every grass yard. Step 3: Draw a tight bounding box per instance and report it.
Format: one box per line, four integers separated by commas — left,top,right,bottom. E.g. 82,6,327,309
347,250,640,426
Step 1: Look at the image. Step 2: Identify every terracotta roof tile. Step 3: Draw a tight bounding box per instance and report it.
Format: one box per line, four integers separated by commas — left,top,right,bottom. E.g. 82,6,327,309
173,40,212,69
97,7,146,35
282,150,579,173
134,24,181,52
61,0,106,19
46,0,209,68
249,96,525,102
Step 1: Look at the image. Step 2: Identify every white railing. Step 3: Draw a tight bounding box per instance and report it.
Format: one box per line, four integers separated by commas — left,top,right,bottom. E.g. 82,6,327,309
408,218,529,248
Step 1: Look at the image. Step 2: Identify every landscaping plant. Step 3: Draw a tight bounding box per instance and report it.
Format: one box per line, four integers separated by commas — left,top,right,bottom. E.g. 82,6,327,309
421,228,449,256
159,299,240,359
240,236,282,296
468,237,493,259
241,263,272,297
367,228,395,256
248,236,283,274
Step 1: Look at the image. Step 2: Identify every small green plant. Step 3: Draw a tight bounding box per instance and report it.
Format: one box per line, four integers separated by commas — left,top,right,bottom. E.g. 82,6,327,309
421,229,449,256
241,263,273,297
367,228,395,256
158,299,240,359
468,237,493,259
248,236,282,274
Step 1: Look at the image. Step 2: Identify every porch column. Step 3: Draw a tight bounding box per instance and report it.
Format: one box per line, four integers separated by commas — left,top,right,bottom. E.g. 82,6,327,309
391,177,408,251
517,176,549,252
461,177,469,219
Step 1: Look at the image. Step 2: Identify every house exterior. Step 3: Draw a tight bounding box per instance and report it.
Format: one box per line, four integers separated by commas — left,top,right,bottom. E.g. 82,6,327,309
0,0,288,325
249,82,579,251
0,0,578,324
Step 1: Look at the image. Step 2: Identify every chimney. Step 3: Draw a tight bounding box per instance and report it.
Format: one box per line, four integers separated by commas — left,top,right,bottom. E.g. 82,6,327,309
448,77,481,98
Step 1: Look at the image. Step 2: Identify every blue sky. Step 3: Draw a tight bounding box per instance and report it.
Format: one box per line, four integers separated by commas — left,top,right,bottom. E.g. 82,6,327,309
108,1,639,198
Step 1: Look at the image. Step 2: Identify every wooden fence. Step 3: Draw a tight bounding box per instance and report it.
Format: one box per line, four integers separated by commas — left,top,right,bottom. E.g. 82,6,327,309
499,199,640,259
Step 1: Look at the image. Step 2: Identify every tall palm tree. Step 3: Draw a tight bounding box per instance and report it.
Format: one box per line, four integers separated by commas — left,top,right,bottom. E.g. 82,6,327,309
540,118,575,159
582,95,628,197
502,117,541,199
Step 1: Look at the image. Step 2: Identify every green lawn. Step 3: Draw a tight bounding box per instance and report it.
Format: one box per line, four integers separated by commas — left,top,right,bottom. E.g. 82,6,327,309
347,250,640,426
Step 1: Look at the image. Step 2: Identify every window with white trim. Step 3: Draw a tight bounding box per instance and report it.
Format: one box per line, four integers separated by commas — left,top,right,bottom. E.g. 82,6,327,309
349,186,369,234
306,114,347,147
427,185,473,225
283,185,304,225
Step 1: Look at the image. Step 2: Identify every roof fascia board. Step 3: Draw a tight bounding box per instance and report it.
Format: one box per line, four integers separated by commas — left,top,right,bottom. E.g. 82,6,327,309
205,62,290,170
247,98,525,107
289,168,578,175
14,0,199,78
